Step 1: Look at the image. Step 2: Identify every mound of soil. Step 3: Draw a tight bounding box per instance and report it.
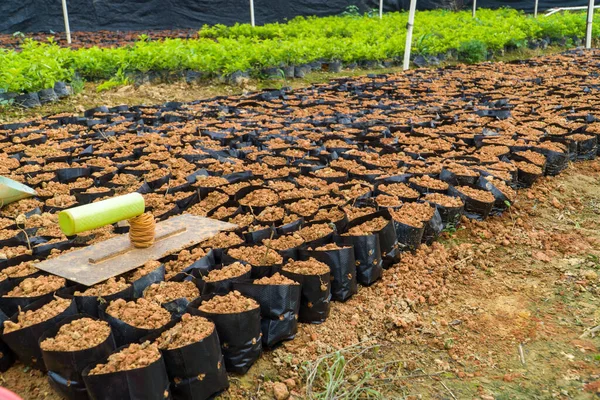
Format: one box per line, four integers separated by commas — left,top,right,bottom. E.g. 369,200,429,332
256,206,285,222
444,163,479,176
40,318,111,352
88,341,161,375
105,298,171,329
3,297,71,333
375,194,402,207
389,209,424,228
282,258,330,275
486,177,517,201
423,193,464,208
455,186,496,203
239,189,279,207
400,202,436,222
263,234,304,250
313,207,345,222
378,183,420,199
194,175,228,187
75,277,130,297
165,247,207,280
228,246,283,266
143,281,200,303
127,260,162,283
515,161,543,175
203,262,251,282
201,232,244,249
345,217,389,236
2,262,39,278
285,199,320,217
314,243,349,251
3,276,65,297
156,313,214,350
343,206,377,222
410,175,449,190
197,290,259,314
297,224,333,242
254,272,299,285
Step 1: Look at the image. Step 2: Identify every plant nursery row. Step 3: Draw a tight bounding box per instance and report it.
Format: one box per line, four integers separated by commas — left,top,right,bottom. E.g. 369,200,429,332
1,9,599,104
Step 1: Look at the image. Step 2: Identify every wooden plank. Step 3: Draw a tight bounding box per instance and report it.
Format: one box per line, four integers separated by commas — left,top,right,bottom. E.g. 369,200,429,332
35,215,236,286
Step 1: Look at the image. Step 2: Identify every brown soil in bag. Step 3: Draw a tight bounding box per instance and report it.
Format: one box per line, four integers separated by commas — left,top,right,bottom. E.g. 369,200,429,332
375,194,402,207
285,199,320,218
3,262,39,278
228,246,283,266
127,260,162,283
297,224,333,242
263,234,304,251
254,272,299,285
409,175,449,190
256,206,285,222
389,208,425,228
143,281,200,303
313,207,345,222
105,298,171,329
515,161,543,175
200,232,244,249
444,162,479,176
344,216,389,236
194,175,228,187
197,290,259,314
156,313,215,350
455,186,496,203
203,262,251,282
282,258,330,276
40,318,111,352
282,214,301,224
343,206,377,222
3,297,71,333
3,276,65,298
314,243,350,251
239,189,279,207
75,277,130,297
211,206,239,220
423,193,464,208
514,150,547,166
164,247,207,280
486,177,517,201
88,341,161,375
378,183,420,199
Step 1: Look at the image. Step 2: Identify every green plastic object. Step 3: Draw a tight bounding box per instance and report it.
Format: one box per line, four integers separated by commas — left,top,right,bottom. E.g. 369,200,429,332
59,192,145,236
0,176,37,207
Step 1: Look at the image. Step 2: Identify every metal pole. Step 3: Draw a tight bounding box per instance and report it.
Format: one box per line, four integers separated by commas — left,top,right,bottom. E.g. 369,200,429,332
472,0,476,18
379,0,383,19
250,0,255,27
586,0,595,48
534,0,539,18
403,0,417,70
61,0,72,44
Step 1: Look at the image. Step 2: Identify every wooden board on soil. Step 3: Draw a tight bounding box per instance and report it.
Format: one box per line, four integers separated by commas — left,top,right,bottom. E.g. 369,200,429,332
35,215,236,286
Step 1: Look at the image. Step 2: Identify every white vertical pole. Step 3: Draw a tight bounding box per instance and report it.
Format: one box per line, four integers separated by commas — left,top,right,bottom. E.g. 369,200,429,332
534,0,539,18
472,0,476,18
403,0,417,71
586,0,595,49
61,0,72,44
250,0,255,27
379,0,383,19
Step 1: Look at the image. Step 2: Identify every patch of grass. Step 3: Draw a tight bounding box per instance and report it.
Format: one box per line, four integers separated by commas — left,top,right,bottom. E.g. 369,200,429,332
302,343,393,399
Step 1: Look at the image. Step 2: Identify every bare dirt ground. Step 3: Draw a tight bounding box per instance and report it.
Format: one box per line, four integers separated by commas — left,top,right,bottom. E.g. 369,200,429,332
3,160,600,399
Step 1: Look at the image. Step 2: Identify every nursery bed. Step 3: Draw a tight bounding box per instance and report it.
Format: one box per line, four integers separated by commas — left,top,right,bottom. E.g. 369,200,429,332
1,49,600,399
